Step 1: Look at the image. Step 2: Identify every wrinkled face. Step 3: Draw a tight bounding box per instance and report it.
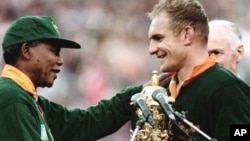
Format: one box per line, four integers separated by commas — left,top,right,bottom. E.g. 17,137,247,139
27,42,63,87
148,12,185,73
207,26,238,73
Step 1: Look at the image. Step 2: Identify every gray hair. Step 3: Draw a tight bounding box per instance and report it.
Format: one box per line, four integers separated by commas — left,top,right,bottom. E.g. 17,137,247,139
209,19,242,50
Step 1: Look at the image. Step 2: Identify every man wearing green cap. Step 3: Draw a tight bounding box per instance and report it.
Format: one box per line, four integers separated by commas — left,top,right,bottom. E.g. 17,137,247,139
0,15,143,141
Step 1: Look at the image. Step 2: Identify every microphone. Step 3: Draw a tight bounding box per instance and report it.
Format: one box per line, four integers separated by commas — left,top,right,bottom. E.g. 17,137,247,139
131,93,154,126
152,89,176,123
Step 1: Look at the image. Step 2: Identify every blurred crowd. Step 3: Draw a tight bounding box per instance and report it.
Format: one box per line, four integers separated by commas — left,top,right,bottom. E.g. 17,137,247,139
0,0,249,140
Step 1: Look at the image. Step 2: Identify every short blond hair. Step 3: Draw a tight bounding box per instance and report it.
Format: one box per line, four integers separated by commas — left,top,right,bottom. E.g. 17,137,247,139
147,0,209,44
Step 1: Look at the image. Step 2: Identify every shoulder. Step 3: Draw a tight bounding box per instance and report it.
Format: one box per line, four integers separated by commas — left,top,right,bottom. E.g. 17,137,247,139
189,65,250,97
0,77,34,107
202,65,250,99
200,65,247,86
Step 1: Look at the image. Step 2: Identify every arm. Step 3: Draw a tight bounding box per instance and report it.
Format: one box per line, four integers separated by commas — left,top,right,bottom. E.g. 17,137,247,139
42,84,143,141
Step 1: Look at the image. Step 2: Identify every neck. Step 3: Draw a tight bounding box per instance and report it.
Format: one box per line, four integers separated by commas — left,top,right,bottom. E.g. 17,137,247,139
177,49,208,83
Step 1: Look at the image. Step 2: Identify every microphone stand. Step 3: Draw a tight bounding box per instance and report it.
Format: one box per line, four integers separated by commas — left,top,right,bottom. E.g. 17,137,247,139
174,111,217,141
130,118,145,141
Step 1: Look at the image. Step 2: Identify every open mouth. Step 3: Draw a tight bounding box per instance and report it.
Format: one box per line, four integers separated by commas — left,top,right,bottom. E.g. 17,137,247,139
158,55,165,59
52,69,60,73
157,52,167,59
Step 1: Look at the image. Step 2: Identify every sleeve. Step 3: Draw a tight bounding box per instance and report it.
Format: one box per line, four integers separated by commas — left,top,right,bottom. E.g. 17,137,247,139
42,84,143,141
0,102,41,141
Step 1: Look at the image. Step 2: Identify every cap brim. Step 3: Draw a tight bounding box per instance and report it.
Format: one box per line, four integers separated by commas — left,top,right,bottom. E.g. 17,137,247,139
40,38,81,49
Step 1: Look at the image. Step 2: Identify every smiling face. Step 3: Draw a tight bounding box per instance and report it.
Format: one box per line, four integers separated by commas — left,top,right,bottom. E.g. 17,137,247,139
148,12,186,73
23,42,63,87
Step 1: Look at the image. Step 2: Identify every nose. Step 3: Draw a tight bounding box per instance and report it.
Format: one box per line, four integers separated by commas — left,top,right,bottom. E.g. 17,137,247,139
149,42,158,55
57,56,64,66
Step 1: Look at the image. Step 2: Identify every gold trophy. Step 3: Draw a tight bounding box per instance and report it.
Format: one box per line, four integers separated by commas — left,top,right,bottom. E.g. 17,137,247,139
130,70,175,141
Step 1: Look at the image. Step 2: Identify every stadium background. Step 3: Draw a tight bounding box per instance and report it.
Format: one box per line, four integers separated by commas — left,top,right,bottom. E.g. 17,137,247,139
0,0,249,140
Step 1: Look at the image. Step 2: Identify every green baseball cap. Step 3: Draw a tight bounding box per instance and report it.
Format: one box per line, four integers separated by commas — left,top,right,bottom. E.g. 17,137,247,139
2,16,81,50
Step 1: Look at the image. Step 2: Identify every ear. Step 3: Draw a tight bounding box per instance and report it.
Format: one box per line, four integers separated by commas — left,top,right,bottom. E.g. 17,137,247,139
20,43,31,60
236,45,244,62
182,26,195,46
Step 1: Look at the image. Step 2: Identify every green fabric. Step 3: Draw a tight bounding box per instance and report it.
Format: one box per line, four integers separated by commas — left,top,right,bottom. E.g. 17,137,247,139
2,16,81,49
0,77,143,141
0,78,47,140
168,65,250,141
